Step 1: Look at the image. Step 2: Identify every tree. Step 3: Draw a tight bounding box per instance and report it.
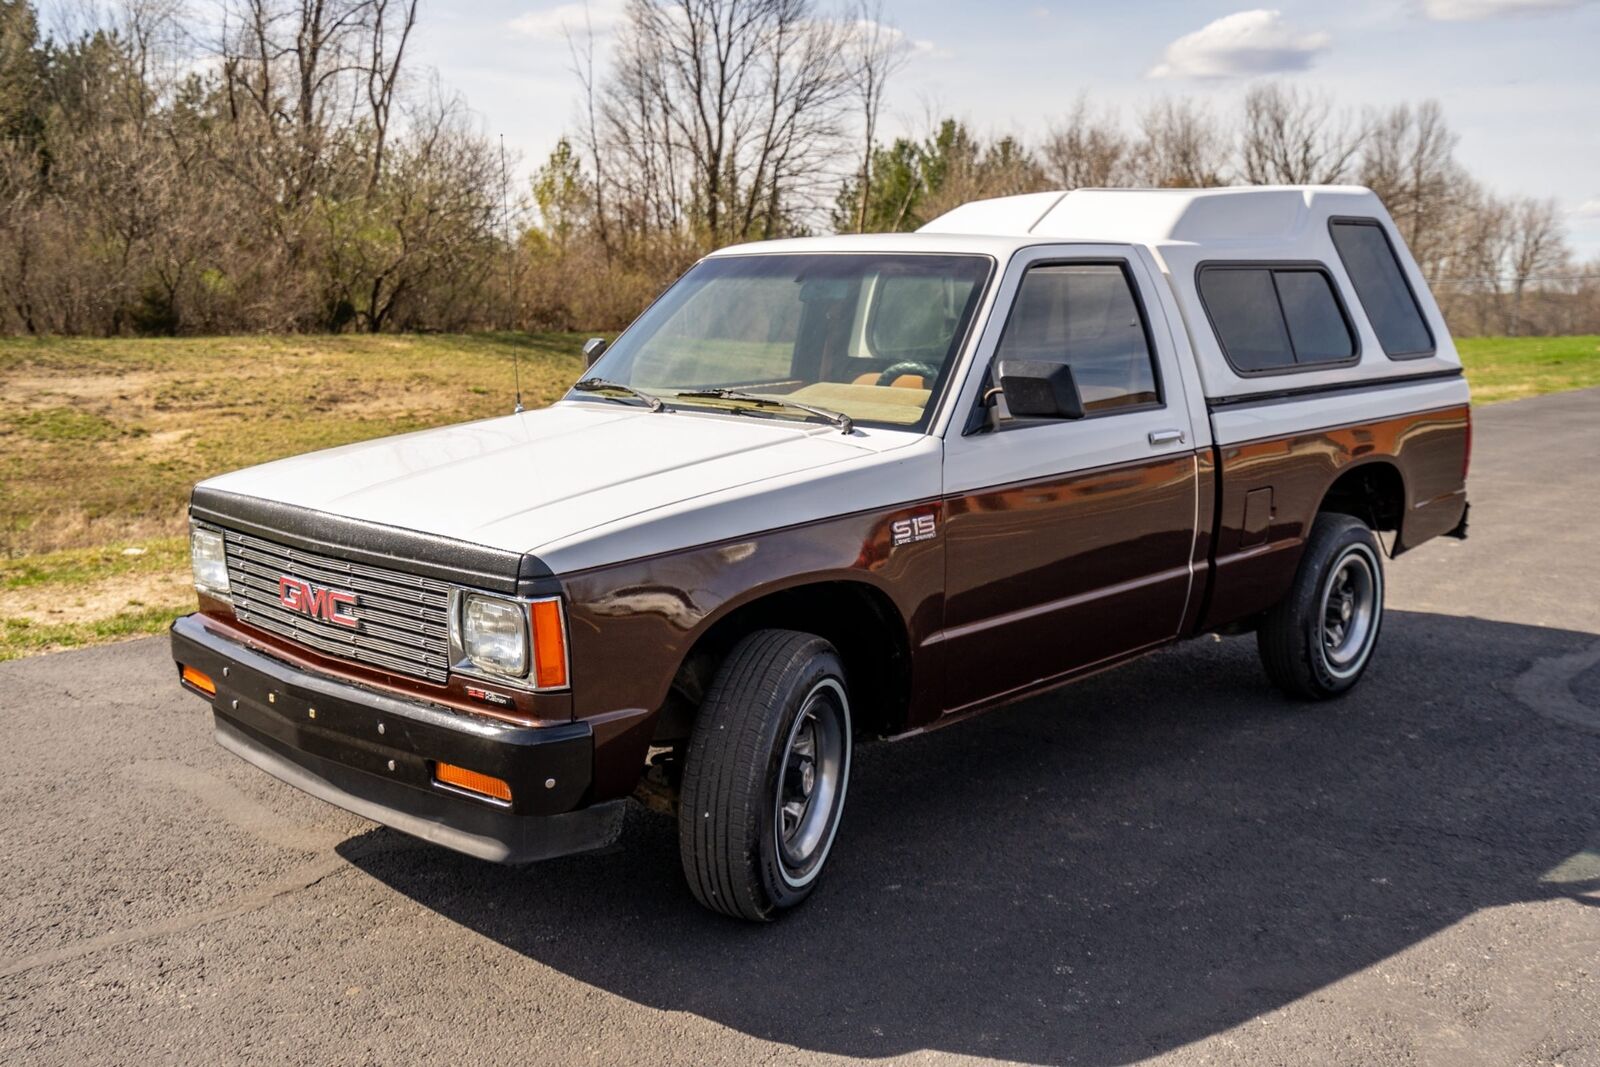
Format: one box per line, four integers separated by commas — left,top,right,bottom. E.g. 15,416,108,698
1041,94,1136,190
589,0,855,250
1238,82,1362,185
842,0,910,233
532,137,586,252
1359,100,1464,276
1133,98,1229,187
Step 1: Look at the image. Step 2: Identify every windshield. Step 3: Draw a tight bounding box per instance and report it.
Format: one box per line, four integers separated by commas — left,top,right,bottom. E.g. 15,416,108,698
574,253,993,431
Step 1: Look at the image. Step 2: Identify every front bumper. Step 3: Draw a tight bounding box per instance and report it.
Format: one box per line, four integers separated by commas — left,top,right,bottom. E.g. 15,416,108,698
170,614,623,863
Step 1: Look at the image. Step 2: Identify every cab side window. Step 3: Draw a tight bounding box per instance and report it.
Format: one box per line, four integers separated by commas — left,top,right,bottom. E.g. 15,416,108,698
992,263,1160,414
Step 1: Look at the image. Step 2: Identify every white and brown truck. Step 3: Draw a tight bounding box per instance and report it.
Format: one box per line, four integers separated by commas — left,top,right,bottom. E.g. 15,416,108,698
172,186,1471,920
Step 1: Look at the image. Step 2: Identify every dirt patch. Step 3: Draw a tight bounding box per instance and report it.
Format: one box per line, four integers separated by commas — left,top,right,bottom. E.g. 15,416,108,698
2,373,162,409
0,566,193,625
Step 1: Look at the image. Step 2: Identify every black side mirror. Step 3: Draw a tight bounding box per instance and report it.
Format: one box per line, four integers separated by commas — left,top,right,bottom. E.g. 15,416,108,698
582,337,609,368
995,360,1085,420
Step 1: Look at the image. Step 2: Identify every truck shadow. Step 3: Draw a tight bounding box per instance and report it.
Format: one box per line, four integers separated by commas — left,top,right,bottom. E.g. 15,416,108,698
339,610,1600,1065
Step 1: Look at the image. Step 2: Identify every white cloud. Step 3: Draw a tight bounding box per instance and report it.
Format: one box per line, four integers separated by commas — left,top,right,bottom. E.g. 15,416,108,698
1422,0,1591,19
1148,9,1331,80
844,18,951,61
508,1,626,43
1574,198,1600,218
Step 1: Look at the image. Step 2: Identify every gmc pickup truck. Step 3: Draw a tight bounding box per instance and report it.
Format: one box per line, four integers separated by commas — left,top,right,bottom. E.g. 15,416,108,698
172,186,1470,921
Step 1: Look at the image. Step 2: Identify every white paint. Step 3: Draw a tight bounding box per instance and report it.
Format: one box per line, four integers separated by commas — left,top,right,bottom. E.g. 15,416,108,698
922,185,1465,405
198,402,940,573
1210,376,1471,446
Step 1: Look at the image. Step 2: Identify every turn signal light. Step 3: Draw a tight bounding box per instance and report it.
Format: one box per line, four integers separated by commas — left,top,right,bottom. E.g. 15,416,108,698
529,598,569,690
434,762,512,803
181,664,217,696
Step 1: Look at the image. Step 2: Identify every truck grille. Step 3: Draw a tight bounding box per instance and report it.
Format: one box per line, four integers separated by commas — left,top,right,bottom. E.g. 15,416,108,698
221,528,452,684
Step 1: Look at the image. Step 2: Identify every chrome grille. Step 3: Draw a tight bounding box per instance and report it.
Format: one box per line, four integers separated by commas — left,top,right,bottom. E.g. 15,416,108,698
221,527,452,684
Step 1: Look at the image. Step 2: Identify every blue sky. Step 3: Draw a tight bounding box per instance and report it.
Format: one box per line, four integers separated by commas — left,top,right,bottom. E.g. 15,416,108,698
413,0,1600,259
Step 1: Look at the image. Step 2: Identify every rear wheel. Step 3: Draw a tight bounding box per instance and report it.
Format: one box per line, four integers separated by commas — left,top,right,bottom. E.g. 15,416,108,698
1257,513,1385,700
678,630,852,921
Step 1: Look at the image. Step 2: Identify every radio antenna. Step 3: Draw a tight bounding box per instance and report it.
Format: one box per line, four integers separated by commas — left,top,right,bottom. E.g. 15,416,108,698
500,133,524,414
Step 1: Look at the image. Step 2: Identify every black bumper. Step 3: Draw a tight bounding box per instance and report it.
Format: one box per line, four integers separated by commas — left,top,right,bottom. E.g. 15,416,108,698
170,614,623,863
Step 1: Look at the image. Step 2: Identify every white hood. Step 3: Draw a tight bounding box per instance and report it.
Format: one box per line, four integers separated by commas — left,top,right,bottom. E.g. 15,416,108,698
198,401,940,572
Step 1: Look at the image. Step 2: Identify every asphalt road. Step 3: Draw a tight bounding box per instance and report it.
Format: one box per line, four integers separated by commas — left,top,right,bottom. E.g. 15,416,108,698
3,388,1599,1067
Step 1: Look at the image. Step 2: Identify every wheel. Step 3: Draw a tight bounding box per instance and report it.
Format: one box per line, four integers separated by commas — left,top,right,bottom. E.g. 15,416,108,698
678,630,852,921
1257,513,1385,700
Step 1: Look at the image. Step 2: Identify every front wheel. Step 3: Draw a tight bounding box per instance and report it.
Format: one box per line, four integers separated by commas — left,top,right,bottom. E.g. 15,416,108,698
678,630,852,921
1257,513,1385,700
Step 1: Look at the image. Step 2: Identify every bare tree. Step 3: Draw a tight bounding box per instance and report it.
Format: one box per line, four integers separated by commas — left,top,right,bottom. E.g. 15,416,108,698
1504,197,1569,335
595,0,854,249
1238,82,1363,185
364,0,417,192
843,0,909,233
1132,97,1228,187
1359,100,1464,275
1041,94,1135,190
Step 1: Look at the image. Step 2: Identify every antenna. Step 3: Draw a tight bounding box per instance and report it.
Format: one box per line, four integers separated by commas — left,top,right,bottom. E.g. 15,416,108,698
500,133,524,414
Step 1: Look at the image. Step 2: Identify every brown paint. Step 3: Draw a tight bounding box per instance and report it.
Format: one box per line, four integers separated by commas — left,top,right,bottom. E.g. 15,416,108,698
561,502,948,797
937,453,1199,711
1198,404,1469,631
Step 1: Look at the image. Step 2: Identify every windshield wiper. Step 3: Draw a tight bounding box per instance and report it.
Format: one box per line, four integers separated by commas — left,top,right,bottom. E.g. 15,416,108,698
572,377,665,412
673,389,853,434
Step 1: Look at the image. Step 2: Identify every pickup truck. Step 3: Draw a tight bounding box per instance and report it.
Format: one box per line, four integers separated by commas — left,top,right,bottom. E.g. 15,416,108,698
172,186,1471,921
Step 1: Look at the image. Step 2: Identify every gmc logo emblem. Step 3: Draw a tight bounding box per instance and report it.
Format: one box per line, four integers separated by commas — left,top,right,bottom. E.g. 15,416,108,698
278,576,359,628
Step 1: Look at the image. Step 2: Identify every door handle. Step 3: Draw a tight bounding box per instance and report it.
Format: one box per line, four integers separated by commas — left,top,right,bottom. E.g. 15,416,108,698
1148,429,1186,447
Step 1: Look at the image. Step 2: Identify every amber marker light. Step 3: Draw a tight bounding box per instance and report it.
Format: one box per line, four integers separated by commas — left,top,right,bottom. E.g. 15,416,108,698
180,665,217,696
529,598,569,690
434,762,513,803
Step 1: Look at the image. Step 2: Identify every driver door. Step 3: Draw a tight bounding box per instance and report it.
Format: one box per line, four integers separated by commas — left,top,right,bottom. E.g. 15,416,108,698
937,245,1201,713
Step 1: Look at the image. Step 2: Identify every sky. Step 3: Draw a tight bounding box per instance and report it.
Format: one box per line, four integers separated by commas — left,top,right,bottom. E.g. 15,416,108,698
407,0,1600,260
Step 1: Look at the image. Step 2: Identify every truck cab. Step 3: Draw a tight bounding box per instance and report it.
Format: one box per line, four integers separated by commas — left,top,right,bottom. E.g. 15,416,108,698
172,186,1470,920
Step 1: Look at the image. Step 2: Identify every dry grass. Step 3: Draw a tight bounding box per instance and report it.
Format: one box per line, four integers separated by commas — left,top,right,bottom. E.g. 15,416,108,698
0,332,586,558
0,331,1594,660
0,332,587,658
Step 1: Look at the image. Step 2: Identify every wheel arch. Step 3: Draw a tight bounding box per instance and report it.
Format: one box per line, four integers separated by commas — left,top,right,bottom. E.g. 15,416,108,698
1316,457,1408,541
653,575,915,744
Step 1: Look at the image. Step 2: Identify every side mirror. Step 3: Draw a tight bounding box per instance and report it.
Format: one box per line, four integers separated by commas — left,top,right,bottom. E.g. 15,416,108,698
582,337,609,368
995,360,1085,421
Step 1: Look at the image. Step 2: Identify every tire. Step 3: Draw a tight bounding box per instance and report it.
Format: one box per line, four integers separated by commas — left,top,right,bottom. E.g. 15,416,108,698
1257,513,1385,700
678,630,852,921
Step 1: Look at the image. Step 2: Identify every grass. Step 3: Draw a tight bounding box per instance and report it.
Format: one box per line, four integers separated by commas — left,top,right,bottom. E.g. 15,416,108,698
1454,335,1600,405
0,331,588,659
0,330,1594,660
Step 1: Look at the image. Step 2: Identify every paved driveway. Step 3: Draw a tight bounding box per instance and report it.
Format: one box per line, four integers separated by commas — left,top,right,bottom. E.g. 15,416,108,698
3,389,1598,1066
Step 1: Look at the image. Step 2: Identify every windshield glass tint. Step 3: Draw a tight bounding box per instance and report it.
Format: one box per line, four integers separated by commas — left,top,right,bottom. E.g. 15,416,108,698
577,254,992,430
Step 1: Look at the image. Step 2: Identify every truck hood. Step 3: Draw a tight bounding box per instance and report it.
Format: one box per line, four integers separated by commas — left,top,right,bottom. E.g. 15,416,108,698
197,402,922,565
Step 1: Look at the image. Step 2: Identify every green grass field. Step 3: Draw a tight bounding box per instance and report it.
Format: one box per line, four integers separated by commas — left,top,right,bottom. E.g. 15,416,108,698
1,331,1594,660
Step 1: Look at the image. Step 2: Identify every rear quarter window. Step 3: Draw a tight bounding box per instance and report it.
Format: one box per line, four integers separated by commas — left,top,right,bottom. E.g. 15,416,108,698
1197,263,1357,376
1329,218,1435,359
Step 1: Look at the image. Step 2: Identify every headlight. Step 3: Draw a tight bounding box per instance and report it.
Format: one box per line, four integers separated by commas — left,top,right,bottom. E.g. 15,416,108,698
190,526,230,601
462,594,529,677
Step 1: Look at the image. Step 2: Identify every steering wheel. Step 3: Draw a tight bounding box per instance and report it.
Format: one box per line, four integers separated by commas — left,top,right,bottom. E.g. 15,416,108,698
875,361,939,387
